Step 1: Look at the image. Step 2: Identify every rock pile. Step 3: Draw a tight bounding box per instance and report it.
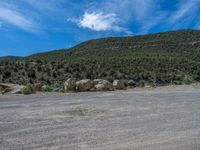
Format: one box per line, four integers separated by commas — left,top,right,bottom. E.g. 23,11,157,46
0,79,127,95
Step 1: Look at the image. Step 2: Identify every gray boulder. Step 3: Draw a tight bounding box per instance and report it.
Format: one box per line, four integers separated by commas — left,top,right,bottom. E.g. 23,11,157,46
11,85,26,94
76,79,93,92
0,83,25,94
113,80,125,90
93,79,113,91
93,79,103,85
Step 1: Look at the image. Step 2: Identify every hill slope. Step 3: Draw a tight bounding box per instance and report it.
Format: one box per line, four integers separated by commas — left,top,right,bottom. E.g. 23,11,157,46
1,30,200,86
0,56,23,61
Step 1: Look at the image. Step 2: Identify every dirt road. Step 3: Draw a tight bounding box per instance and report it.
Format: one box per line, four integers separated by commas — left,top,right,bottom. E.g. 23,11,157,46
0,85,200,150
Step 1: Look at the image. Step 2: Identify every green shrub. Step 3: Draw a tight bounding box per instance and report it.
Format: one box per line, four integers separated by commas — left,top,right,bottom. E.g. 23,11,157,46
126,80,136,87
0,86,5,95
22,85,35,95
42,85,53,92
51,83,62,92
67,81,76,91
173,80,182,85
64,79,76,92
149,82,156,87
138,80,146,87
182,75,193,85
33,83,43,92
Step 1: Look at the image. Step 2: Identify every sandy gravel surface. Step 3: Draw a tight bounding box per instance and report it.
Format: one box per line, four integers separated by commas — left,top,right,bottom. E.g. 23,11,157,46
0,85,200,150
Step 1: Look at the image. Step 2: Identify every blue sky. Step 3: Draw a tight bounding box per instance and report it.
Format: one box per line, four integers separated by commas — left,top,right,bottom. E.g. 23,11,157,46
0,0,200,56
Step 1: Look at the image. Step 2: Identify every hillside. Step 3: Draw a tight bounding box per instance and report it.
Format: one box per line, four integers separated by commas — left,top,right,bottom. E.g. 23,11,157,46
0,56,23,61
1,29,200,86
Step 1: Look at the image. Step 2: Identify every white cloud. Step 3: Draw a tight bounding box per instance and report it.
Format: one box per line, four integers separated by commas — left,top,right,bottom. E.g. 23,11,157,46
79,12,117,31
0,5,38,32
77,11,131,34
70,0,159,34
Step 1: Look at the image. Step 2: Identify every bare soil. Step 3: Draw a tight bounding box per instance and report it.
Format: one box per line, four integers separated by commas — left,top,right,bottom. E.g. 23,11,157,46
0,85,200,150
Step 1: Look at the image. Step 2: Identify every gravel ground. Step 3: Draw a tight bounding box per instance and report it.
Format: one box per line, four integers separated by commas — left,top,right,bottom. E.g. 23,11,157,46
0,85,200,150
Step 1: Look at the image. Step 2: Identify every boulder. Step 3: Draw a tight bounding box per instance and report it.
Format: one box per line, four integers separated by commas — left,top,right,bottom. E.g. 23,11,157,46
145,85,151,88
76,79,93,92
93,79,113,91
0,83,25,94
93,79,103,85
113,80,125,90
64,78,76,92
10,85,26,94
0,83,10,89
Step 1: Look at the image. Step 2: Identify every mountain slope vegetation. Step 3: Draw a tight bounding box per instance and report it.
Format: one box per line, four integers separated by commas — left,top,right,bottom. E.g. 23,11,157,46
1,30,200,86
